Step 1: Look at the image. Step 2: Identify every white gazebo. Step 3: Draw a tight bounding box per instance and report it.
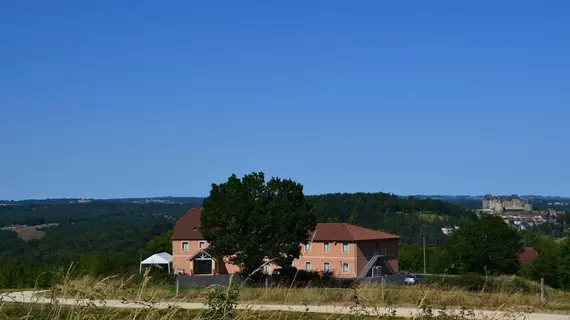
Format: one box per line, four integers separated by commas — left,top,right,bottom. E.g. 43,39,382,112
140,252,173,274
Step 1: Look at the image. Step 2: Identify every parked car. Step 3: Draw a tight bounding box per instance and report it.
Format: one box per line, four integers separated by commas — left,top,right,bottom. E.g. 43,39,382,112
404,274,421,285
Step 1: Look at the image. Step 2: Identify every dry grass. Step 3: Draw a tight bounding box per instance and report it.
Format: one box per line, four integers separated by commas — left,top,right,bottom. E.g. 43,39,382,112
0,302,376,320
52,274,570,312
1,271,542,320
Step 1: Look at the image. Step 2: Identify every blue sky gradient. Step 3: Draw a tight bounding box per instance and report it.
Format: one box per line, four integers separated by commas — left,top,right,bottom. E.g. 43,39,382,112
1,1,569,199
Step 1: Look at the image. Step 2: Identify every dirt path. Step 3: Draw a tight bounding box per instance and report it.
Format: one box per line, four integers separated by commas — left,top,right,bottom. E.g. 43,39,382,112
2,291,569,320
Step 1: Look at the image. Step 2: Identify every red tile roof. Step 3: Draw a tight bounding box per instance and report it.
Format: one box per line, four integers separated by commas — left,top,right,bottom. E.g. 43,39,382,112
172,208,205,240
172,208,400,242
519,247,538,263
311,223,400,241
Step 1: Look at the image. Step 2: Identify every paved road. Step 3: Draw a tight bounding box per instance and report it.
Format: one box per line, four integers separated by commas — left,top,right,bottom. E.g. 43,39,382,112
2,291,569,320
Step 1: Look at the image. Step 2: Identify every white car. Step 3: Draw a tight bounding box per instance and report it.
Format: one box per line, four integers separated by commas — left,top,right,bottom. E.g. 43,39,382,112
404,274,420,285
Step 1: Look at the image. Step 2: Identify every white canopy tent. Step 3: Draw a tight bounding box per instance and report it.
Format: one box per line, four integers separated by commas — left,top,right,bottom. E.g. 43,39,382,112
140,252,173,274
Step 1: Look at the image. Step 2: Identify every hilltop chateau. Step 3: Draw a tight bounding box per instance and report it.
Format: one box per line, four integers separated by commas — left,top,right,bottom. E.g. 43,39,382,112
482,195,532,213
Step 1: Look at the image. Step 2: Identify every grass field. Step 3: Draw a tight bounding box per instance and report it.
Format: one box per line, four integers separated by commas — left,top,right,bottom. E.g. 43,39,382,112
1,223,59,241
53,274,570,312
0,302,399,320
2,273,547,320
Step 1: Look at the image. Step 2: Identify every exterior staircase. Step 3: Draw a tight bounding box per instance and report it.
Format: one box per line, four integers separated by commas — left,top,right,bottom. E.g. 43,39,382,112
357,249,386,279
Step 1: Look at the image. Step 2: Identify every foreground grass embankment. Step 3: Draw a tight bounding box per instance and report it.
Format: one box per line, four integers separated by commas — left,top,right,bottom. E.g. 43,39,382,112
1,302,392,320
53,274,570,311
2,273,554,320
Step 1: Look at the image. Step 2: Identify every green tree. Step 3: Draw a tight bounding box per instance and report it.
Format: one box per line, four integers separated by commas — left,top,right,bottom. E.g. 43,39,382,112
556,235,570,289
450,214,522,275
521,233,561,287
145,229,173,254
200,172,317,275
398,243,423,272
346,213,358,225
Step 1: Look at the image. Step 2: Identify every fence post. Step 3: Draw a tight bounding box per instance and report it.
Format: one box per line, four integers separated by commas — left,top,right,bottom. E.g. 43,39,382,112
176,276,179,296
381,277,385,300
540,278,544,305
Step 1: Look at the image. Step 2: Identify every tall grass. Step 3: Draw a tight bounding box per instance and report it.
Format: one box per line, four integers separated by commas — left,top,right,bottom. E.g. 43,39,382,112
44,271,570,311
1,270,544,320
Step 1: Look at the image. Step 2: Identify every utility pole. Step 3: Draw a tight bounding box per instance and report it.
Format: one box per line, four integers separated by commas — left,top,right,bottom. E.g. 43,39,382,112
423,237,426,274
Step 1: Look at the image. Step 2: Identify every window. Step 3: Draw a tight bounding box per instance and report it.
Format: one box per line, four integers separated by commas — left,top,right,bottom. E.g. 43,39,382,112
181,242,189,252
324,242,330,253
305,243,311,252
343,263,350,273
305,262,312,272
324,262,330,272
199,241,205,249
342,242,349,253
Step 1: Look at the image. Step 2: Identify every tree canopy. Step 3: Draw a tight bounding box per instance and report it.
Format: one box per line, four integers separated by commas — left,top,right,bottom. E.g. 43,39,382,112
145,229,173,254
0,202,194,289
449,214,522,275
200,172,317,275
308,192,476,245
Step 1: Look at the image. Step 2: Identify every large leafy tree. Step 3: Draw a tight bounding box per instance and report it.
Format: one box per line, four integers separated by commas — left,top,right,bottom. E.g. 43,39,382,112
200,172,317,275
450,214,522,275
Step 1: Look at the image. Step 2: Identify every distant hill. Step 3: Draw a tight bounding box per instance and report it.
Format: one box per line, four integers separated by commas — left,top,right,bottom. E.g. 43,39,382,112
0,197,203,205
307,192,477,245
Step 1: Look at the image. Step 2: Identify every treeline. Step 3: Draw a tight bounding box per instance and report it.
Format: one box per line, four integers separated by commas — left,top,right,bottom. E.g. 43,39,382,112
0,253,141,289
519,230,570,289
308,192,477,244
397,214,570,290
0,202,195,226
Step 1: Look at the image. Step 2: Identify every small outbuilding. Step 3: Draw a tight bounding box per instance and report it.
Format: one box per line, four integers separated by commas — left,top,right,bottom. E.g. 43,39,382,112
140,252,173,274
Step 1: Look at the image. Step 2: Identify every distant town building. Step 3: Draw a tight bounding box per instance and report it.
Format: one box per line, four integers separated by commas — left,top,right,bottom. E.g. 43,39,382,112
482,195,532,213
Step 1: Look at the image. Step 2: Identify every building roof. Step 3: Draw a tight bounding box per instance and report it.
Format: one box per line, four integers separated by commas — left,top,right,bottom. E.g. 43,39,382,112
519,247,538,264
172,208,400,242
140,252,172,265
172,207,205,240
311,223,400,241
188,249,216,261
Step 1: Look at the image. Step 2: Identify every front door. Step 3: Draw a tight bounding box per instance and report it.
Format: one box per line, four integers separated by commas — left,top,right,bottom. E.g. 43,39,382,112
194,260,212,275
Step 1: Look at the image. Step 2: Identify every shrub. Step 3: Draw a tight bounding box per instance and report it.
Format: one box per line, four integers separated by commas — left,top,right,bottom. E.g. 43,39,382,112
203,278,240,320
421,274,544,294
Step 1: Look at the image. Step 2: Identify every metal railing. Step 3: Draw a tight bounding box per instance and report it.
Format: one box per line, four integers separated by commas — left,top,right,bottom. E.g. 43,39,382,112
358,248,387,278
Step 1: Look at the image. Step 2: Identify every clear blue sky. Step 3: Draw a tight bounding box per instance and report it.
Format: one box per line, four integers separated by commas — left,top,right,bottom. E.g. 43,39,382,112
1,1,569,200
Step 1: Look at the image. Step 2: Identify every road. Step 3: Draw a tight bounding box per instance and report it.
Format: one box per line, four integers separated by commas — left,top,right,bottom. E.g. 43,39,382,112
2,291,570,320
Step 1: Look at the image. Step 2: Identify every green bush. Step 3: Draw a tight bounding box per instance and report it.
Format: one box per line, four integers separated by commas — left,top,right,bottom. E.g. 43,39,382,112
421,274,543,293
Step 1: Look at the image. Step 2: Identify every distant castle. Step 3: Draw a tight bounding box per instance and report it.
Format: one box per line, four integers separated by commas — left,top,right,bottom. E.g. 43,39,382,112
482,195,532,213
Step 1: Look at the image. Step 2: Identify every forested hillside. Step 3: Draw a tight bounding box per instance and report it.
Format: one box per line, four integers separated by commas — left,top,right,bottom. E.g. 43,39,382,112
308,193,477,244
0,201,197,226
0,202,198,288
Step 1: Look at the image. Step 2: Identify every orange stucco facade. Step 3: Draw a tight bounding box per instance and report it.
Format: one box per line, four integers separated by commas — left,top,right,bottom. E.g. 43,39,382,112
172,238,398,278
294,241,358,278
172,240,240,275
